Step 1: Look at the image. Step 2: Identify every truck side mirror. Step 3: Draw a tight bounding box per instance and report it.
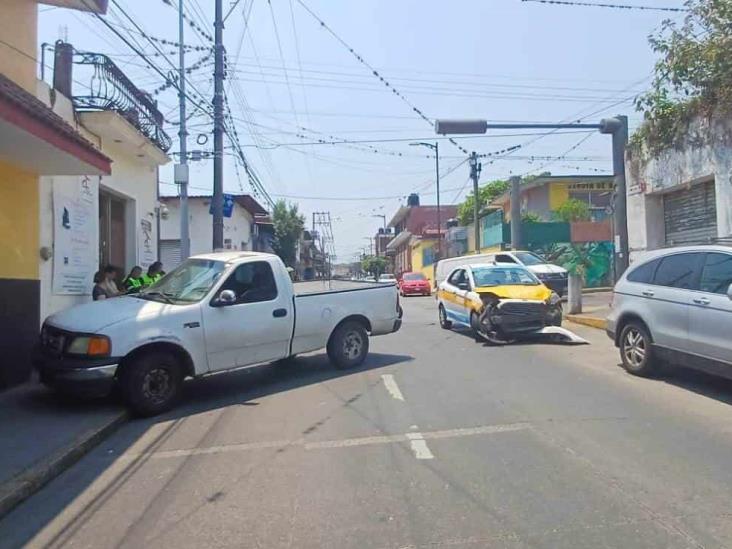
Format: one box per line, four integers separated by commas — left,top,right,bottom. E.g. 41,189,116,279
727,283,732,301
215,289,237,306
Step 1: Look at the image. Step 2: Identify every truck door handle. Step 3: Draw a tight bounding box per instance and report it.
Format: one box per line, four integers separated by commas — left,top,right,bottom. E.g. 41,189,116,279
273,308,288,318
641,290,654,297
693,297,710,305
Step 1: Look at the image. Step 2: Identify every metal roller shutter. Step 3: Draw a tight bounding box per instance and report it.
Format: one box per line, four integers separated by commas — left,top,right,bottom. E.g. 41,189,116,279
159,239,182,270
663,181,717,246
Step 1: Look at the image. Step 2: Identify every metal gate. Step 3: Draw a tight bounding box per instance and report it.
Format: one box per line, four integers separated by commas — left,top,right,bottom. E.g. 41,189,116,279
159,239,182,271
663,181,717,246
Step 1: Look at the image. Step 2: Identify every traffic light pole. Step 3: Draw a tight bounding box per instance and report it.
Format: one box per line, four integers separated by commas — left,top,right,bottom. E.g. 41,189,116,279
437,117,630,279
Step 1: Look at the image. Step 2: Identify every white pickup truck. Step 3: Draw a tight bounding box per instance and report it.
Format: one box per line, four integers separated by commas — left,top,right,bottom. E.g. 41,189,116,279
34,252,402,416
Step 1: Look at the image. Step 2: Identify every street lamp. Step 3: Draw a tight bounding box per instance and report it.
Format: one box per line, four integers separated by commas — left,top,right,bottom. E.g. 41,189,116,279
410,141,441,260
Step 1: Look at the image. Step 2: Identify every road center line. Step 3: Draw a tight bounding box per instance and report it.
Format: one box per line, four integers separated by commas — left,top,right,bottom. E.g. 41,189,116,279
381,374,405,401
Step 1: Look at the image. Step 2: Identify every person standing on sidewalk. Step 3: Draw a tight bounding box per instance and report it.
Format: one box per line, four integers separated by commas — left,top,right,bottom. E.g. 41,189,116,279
142,261,165,288
123,266,144,293
93,266,120,300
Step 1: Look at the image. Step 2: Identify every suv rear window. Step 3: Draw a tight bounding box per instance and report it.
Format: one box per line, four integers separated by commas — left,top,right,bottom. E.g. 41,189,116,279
626,258,660,284
652,253,701,289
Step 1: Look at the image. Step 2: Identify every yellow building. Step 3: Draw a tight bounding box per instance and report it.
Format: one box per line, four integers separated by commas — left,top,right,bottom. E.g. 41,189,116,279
0,0,111,387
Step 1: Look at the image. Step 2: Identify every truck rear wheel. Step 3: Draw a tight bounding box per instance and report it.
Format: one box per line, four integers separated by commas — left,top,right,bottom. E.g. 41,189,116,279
327,321,369,369
120,352,183,417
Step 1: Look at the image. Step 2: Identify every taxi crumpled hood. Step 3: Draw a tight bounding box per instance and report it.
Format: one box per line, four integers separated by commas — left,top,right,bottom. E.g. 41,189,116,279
474,284,551,301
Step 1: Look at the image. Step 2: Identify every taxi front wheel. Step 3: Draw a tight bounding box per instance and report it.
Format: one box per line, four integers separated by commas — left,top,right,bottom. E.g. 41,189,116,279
438,304,452,329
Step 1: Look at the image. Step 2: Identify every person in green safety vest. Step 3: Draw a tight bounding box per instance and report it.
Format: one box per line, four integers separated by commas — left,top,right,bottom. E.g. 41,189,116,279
123,266,144,293
141,261,165,287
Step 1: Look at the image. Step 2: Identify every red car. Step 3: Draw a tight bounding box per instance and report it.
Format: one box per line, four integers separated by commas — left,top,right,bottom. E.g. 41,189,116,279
398,272,432,296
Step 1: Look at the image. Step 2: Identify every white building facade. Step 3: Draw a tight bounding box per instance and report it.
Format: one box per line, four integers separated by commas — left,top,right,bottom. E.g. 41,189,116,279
159,195,268,269
626,113,732,261
37,49,171,322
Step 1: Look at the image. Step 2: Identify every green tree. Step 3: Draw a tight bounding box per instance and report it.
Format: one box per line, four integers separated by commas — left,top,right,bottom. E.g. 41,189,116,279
554,198,591,223
457,179,509,225
361,255,388,278
522,212,543,223
633,0,732,152
271,200,305,267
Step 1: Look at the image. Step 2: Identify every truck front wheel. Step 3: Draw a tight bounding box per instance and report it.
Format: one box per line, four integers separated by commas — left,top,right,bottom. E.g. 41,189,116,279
327,321,369,369
119,352,183,417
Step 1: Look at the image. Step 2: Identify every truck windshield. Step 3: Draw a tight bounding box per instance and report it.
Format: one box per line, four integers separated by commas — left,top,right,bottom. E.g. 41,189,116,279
138,259,227,304
514,252,546,266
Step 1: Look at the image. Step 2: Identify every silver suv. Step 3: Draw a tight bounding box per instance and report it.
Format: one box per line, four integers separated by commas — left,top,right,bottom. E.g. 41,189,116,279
607,245,732,378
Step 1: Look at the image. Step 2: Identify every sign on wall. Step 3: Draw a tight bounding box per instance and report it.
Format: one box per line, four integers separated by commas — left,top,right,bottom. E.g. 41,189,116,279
209,194,235,218
139,218,156,268
53,178,97,295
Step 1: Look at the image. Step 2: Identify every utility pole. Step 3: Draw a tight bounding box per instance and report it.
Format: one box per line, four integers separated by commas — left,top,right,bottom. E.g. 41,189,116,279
601,115,630,277
510,176,521,250
176,0,190,260
211,0,225,250
434,141,441,260
469,151,481,253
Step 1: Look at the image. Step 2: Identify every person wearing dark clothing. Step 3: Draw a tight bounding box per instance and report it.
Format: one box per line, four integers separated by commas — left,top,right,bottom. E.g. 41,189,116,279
92,267,120,300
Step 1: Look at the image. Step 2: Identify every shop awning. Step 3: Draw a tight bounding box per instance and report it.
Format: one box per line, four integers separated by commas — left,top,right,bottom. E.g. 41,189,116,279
0,73,111,176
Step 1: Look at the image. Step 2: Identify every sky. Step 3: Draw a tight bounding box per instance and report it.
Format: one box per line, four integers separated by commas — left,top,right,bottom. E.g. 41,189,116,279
38,0,686,261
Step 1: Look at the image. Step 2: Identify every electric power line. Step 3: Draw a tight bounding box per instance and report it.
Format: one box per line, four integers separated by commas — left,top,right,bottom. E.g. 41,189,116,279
521,0,688,12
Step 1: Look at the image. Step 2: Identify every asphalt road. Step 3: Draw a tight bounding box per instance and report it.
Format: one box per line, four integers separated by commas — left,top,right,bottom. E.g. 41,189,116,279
5,297,732,548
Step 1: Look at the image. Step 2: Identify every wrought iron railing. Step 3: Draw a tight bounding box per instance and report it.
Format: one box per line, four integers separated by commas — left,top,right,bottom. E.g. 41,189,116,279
71,51,172,152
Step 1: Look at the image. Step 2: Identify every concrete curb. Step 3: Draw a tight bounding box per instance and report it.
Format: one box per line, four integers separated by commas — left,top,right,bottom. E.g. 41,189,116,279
581,287,613,294
566,314,608,330
0,410,128,520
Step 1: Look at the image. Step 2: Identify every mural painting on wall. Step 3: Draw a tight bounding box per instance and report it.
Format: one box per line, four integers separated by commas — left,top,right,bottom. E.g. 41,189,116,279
530,241,613,288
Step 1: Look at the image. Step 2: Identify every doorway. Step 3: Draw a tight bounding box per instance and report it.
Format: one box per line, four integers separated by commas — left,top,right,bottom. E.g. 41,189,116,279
99,190,127,271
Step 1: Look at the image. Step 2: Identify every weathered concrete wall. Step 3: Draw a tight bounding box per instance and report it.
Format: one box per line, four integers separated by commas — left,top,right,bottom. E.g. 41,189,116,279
626,113,732,260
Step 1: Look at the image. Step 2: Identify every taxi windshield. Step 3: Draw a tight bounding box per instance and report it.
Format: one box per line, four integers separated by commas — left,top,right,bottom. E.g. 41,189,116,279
471,266,539,287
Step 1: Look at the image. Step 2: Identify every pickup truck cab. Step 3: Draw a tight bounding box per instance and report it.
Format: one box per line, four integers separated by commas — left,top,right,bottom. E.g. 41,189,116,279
35,252,402,416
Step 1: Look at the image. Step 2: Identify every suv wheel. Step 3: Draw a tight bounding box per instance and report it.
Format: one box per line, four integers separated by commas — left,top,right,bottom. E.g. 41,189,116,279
619,322,655,376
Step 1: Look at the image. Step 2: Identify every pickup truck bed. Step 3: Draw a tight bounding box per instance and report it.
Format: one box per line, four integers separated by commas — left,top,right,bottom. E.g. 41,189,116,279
294,279,393,295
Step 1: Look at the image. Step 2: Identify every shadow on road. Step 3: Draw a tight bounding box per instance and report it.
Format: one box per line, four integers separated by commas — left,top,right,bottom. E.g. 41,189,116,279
1,351,413,548
650,364,732,407
175,350,413,417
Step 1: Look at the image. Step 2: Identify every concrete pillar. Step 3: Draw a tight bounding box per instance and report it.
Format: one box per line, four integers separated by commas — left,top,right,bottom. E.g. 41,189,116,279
568,273,583,314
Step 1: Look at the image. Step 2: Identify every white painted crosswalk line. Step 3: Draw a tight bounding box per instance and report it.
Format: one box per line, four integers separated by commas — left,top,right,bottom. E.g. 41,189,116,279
381,374,405,401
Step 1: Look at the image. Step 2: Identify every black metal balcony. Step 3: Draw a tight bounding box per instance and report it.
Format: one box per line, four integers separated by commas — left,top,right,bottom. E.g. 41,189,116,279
69,50,172,152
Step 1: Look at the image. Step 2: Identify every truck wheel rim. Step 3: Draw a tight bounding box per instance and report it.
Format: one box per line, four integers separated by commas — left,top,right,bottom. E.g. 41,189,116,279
343,331,363,360
142,368,172,403
623,329,646,367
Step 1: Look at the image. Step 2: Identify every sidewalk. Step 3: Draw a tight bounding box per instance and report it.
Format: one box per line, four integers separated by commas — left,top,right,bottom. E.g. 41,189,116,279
565,290,613,330
0,376,126,518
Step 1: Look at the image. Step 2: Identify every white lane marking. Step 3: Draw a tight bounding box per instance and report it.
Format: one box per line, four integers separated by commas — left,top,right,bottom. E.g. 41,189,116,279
406,432,434,460
381,374,405,401
120,422,531,460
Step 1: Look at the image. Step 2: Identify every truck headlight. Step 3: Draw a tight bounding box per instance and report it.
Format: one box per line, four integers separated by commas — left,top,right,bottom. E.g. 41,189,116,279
547,292,561,305
67,335,111,357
